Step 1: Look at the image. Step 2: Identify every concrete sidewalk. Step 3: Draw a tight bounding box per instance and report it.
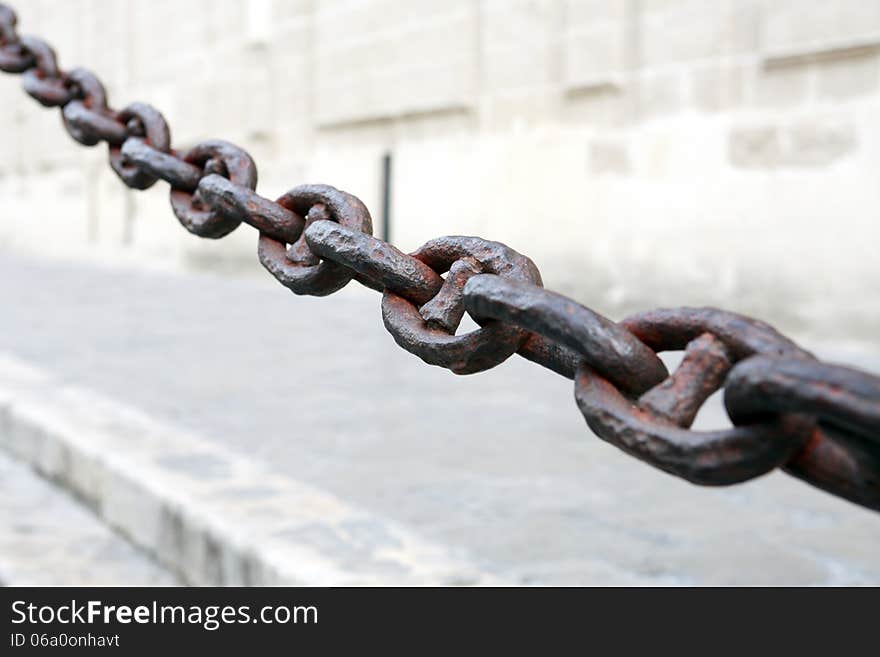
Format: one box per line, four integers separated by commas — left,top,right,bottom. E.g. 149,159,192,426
1,251,879,585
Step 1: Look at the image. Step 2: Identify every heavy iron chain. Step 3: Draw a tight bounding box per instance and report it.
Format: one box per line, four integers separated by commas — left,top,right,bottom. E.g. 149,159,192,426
2,4,878,512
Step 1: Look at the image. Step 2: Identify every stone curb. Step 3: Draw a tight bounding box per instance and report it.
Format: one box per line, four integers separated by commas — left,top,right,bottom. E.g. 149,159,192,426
0,449,179,586
0,353,494,586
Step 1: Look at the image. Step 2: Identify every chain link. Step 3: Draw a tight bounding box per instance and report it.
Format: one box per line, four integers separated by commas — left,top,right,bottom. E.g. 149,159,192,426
1,3,878,511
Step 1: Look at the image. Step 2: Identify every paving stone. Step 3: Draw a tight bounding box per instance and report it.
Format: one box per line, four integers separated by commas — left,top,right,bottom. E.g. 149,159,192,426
1,252,879,585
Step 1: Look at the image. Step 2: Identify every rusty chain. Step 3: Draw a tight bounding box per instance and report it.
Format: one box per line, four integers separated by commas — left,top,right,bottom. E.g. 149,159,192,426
1,4,878,512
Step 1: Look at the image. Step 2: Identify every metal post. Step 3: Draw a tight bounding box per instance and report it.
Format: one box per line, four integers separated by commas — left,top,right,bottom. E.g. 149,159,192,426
381,151,392,243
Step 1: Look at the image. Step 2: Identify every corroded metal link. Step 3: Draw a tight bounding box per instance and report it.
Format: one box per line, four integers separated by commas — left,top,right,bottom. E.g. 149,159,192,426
198,174,304,245
19,36,73,106
419,257,482,333
575,363,812,485
303,220,443,305
516,333,583,380
60,68,125,146
169,140,258,238
258,184,373,297
725,356,880,509
574,309,816,485
1,0,878,513
63,100,128,146
63,100,127,143
461,279,813,483
462,274,667,395
0,41,31,72
121,138,203,191
621,307,811,360
0,8,33,73
725,356,880,437
18,35,56,73
639,333,731,427
108,103,170,189
785,425,880,512
0,3,16,41
382,237,542,375
64,67,107,106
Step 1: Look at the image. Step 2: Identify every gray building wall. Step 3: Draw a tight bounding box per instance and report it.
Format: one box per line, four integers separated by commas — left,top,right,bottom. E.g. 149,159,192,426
1,0,878,339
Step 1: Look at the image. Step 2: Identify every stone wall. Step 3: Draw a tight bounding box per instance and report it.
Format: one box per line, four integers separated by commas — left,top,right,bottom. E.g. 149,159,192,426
1,0,878,339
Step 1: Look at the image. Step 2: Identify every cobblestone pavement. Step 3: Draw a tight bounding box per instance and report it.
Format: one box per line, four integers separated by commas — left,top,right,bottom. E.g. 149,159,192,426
1,251,879,585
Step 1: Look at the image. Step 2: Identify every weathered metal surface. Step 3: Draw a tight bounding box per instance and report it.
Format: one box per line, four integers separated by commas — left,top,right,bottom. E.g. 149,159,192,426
19,36,73,106
121,138,203,191
169,140,258,239
0,6,32,72
785,426,880,512
1,1,877,511
0,40,31,72
574,363,812,485
726,356,880,509
382,237,541,374
725,355,880,434
620,307,811,361
638,333,731,427
572,308,816,485
60,68,119,146
108,103,170,189
419,257,483,333
258,184,373,297
198,174,304,244
462,274,667,394
303,220,443,305
515,333,583,380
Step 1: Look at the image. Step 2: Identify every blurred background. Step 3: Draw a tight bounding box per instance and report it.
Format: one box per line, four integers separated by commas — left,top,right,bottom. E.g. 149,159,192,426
0,0,878,586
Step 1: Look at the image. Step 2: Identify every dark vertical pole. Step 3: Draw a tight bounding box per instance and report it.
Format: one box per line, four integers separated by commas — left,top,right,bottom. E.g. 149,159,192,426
381,151,392,243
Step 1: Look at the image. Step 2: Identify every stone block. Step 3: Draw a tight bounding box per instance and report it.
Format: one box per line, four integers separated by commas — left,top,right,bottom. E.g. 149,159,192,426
564,20,627,88
763,0,880,54
690,63,746,113
638,71,684,118
589,139,631,175
728,125,780,169
640,0,724,65
816,51,880,100
754,65,809,108
783,118,856,167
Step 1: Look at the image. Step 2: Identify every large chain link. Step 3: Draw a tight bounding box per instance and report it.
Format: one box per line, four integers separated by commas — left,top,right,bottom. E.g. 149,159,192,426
2,4,877,512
